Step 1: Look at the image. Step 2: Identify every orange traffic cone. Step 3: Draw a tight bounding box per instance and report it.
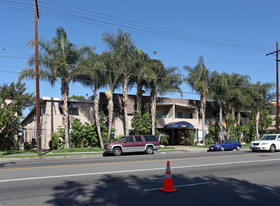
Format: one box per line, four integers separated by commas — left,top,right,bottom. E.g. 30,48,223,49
159,161,178,192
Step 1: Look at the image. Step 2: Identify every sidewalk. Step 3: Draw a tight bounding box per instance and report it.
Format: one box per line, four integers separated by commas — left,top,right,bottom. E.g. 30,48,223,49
0,146,249,160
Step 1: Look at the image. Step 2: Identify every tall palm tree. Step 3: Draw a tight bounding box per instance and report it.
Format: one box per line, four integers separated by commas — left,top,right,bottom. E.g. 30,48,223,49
102,30,136,136
129,49,150,113
225,73,251,125
101,52,122,143
72,48,106,149
184,56,210,145
248,82,273,140
18,27,86,148
210,71,228,140
144,58,182,135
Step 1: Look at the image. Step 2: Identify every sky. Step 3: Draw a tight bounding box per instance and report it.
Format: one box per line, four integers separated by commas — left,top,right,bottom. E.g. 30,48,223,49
0,0,280,116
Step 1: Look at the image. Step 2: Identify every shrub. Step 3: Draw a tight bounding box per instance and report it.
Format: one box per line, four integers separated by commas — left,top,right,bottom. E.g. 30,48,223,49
49,127,64,150
156,132,170,145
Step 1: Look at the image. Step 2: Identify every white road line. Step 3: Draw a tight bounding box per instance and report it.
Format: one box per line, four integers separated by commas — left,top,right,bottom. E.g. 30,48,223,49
144,182,210,192
1,158,280,183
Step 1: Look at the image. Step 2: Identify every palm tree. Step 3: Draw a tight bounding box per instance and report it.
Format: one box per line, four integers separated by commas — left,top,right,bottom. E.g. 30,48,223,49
144,58,182,135
101,52,122,143
210,71,228,140
129,49,150,113
248,82,273,140
18,27,86,148
225,73,251,126
72,47,106,149
184,56,210,145
102,30,136,136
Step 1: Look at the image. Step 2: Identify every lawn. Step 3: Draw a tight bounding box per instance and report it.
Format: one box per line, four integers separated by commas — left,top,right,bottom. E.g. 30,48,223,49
51,147,103,153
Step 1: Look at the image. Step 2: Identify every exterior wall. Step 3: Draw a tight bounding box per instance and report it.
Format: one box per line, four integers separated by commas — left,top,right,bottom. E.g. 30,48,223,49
21,98,95,149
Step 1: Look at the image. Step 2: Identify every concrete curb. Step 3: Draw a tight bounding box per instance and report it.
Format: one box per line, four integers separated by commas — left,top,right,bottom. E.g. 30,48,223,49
0,148,251,161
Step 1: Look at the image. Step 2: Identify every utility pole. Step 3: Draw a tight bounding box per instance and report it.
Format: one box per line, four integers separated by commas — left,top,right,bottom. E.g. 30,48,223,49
266,41,279,133
34,0,41,156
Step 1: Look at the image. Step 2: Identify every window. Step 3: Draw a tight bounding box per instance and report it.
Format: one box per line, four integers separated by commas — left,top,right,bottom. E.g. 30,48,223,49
69,108,79,115
190,113,193,119
135,136,143,142
144,135,158,142
175,112,182,118
125,136,134,142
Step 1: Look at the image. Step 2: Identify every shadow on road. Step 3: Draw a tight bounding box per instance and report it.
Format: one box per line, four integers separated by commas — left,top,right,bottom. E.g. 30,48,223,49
0,162,15,168
46,173,280,206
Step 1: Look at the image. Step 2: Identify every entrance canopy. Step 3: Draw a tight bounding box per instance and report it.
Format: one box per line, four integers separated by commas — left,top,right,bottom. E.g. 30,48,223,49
164,121,194,129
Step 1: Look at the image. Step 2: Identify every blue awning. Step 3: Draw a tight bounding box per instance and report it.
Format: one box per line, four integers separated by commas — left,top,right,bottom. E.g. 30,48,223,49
164,121,194,129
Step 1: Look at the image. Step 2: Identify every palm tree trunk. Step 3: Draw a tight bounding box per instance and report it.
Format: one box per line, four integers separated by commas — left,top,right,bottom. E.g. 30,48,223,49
255,108,260,140
151,89,156,135
123,76,129,136
136,82,142,113
94,84,104,149
231,106,235,125
107,89,113,144
201,94,206,145
61,79,69,148
237,110,241,126
219,105,224,140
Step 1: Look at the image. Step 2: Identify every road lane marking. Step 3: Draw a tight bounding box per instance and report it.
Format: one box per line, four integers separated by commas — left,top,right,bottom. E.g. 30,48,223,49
1,152,279,171
1,158,280,183
144,182,210,191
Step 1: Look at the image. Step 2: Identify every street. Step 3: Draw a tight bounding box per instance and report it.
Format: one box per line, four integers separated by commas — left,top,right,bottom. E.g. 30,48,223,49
1,151,280,206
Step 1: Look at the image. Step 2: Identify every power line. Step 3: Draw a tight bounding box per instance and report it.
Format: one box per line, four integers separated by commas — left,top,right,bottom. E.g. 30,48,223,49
0,0,270,51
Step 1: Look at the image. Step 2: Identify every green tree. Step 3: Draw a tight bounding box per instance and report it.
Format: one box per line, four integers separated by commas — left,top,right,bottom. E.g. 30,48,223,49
18,27,87,148
225,73,251,125
0,82,35,150
73,47,106,149
184,56,210,144
131,110,152,134
210,71,227,139
129,49,150,113
248,82,273,140
102,30,136,136
69,95,86,100
100,52,121,143
143,57,182,135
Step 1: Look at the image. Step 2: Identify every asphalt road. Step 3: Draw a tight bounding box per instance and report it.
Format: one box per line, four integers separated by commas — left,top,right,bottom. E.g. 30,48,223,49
1,150,280,206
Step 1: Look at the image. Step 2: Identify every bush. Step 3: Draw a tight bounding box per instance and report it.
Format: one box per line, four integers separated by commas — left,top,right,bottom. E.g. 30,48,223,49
49,127,64,150
156,132,170,145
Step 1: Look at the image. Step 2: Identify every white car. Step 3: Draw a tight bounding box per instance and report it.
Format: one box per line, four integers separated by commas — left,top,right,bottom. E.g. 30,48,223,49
250,134,280,152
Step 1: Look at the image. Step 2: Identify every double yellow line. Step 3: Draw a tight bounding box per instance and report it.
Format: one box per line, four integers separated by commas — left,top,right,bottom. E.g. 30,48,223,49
0,152,277,171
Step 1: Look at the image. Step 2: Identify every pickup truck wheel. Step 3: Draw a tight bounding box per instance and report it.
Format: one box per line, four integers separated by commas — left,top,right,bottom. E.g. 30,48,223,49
113,147,122,156
270,145,276,153
236,145,241,151
146,146,154,154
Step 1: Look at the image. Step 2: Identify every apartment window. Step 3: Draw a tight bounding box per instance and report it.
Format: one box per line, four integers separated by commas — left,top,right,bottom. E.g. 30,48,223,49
190,113,193,119
69,108,79,115
175,112,183,118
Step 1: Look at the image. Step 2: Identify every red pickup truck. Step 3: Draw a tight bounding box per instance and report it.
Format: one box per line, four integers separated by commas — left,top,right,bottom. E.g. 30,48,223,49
103,135,161,156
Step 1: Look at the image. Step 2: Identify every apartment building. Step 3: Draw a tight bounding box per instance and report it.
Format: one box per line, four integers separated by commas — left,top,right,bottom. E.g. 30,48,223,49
21,93,220,149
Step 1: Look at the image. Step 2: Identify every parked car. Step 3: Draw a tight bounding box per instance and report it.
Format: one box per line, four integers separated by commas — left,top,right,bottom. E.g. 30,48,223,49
103,135,160,156
208,139,242,151
250,134,280,152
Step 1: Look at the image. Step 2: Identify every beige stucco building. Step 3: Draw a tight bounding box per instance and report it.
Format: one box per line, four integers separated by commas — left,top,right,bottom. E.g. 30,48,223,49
21,93,220,149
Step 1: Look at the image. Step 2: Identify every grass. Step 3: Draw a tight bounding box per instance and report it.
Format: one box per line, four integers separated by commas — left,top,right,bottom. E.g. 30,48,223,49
51,147,103,153
0,150,37,156
159,146,176,150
